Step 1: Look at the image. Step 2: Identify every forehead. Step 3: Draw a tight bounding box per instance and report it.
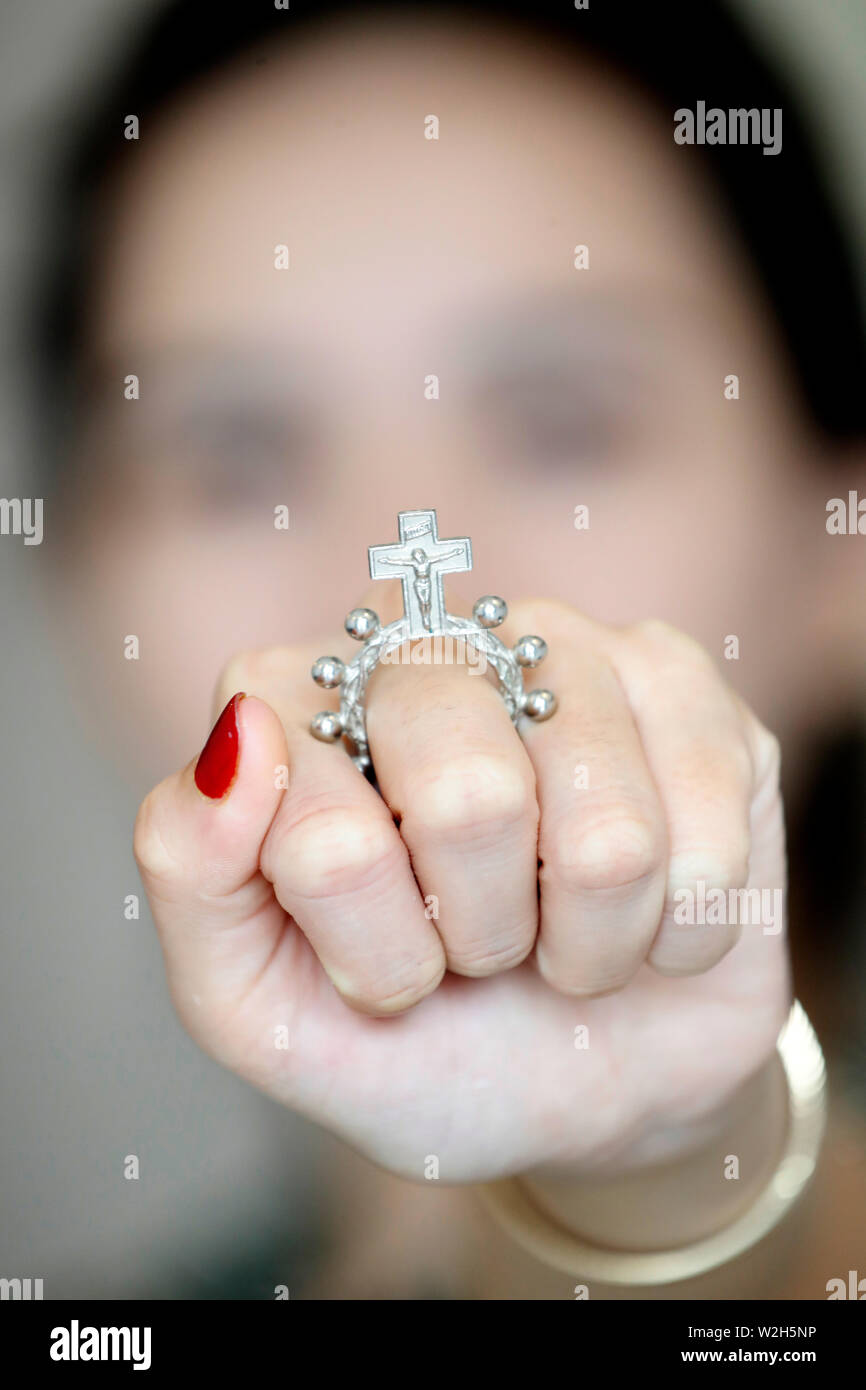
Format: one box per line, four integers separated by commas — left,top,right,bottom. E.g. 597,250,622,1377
89,14,746,357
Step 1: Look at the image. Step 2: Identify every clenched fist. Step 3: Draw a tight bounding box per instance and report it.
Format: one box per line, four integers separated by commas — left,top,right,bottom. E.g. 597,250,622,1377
134,599,789,1183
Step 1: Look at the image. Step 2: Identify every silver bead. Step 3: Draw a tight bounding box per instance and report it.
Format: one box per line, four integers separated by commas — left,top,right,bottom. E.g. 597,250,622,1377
311,655,346,689
473,595,508,628
522,688,557,721
345,607,379,641
513,635,548,668
310,710,343,742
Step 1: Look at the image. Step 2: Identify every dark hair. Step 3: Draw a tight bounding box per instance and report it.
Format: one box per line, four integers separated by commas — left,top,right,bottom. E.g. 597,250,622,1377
36,0,866,464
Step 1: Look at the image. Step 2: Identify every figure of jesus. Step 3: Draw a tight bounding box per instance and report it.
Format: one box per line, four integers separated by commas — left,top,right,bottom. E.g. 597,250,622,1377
376,545,465,630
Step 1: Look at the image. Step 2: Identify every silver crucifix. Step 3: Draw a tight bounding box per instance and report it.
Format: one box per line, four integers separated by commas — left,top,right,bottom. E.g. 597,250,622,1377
309,508,557,774
368,509,472,636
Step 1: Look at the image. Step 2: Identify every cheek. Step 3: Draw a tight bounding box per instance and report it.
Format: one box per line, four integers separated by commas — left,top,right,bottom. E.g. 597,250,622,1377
60,440,804,778
476,453,803,718
63,520,356,773
470,460,740,626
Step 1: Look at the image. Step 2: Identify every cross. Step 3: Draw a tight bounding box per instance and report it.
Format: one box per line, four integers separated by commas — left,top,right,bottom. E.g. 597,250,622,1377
368,510,472,636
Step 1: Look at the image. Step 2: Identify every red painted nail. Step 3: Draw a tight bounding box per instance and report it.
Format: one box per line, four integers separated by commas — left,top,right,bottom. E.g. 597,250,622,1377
194,693,246,799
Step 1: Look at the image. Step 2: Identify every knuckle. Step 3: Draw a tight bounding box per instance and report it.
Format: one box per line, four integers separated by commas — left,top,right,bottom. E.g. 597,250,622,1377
535,948,633,998
729,735,757,789
133,787,183,886
632,616,675,639
337,960,445,1015
405,754,537,842
649,929,740,977
266,806,399,900
216,646,290,703
447,933,535,978
667,843,751,901
754,725,782,787
509,596,581,634
215,648,259,700
630,619,714,670
544,811,664,895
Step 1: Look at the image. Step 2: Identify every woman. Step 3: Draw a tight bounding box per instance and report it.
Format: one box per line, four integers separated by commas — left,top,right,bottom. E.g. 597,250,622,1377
34,0,866,1296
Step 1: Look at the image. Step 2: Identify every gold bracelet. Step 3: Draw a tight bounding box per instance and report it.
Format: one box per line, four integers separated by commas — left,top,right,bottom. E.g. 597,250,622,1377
477,1000,826,1286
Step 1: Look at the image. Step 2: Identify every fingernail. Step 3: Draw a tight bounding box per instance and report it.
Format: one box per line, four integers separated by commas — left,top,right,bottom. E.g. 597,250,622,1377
194,693,246,799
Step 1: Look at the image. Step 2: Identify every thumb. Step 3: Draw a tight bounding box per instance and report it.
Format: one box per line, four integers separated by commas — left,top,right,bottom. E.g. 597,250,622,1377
134,692,289,1030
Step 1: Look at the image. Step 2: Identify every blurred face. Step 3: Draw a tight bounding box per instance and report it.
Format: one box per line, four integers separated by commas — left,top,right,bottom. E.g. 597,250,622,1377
59,12,859,778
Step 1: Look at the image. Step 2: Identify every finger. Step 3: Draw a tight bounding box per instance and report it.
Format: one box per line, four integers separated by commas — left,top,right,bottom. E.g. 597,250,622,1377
366,637,539,977
134,693,290,1035
261,723,447,1015
726,696,789,975
220,645,447,1017
611,620,755,975
507,602,668,996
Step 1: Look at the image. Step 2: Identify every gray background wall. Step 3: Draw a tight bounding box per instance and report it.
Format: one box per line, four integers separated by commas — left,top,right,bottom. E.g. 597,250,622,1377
0,0,863,1296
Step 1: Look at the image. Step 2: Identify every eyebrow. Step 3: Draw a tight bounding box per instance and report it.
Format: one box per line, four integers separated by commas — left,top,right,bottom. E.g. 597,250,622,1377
79,281,730,417
450,310,659,404
77,341,316,416
448,284,736,378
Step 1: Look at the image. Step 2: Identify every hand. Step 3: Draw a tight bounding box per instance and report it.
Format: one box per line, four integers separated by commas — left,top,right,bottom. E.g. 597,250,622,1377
134,599,790,1183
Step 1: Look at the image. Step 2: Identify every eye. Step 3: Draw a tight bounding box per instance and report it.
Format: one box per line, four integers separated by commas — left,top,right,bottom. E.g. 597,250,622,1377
477,372,625,468
172,404,316,504
509,388,617,462
179,406,285,462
